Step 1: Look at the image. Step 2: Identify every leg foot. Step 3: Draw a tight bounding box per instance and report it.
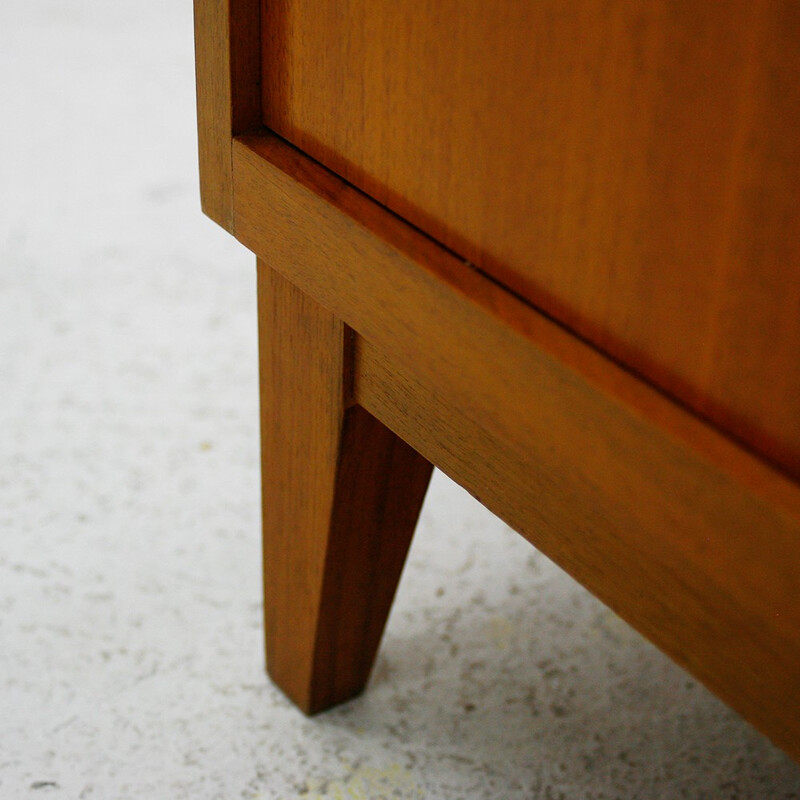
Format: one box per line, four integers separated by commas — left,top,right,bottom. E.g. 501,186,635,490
257,261,432,713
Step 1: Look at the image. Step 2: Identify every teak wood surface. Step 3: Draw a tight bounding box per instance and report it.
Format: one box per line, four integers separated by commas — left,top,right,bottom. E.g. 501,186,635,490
262,0,800,481
258,266,432,712
194,0,800,762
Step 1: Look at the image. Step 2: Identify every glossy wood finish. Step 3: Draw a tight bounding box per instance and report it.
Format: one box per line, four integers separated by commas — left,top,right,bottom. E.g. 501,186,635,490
261,0,800,480
236,132,800,759
195,0,800,762
258,264,432,713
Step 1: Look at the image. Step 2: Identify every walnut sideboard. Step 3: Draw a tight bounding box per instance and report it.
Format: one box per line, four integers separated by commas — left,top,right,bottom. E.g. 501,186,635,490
193,0,800,760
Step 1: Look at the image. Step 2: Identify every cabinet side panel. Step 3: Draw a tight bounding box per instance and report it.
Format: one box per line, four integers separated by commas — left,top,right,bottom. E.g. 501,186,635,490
260,0,800,479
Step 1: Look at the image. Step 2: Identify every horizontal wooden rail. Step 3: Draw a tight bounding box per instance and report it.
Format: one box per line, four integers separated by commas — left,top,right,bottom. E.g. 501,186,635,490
231,131,800,760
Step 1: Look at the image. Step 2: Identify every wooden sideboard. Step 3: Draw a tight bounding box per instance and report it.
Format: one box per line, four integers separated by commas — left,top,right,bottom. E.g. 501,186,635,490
194,0,800,761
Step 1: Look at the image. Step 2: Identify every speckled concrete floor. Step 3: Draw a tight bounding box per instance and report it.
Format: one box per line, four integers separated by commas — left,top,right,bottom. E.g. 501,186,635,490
1,2,799,798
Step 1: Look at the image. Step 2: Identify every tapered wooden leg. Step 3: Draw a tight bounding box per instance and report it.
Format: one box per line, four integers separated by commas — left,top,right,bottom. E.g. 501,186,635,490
257,260,433,714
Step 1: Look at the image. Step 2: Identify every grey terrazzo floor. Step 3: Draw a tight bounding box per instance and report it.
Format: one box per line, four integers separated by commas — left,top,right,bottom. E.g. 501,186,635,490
2,2,799,798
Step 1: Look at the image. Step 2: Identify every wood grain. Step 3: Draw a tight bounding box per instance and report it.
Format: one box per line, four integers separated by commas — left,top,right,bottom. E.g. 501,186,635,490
237,132,800,758
258,263,432,713
261,0,800,480
193,0,260,229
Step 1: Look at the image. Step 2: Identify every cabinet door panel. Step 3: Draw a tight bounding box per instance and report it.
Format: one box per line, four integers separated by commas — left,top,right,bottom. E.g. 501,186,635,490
262,0,800,478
